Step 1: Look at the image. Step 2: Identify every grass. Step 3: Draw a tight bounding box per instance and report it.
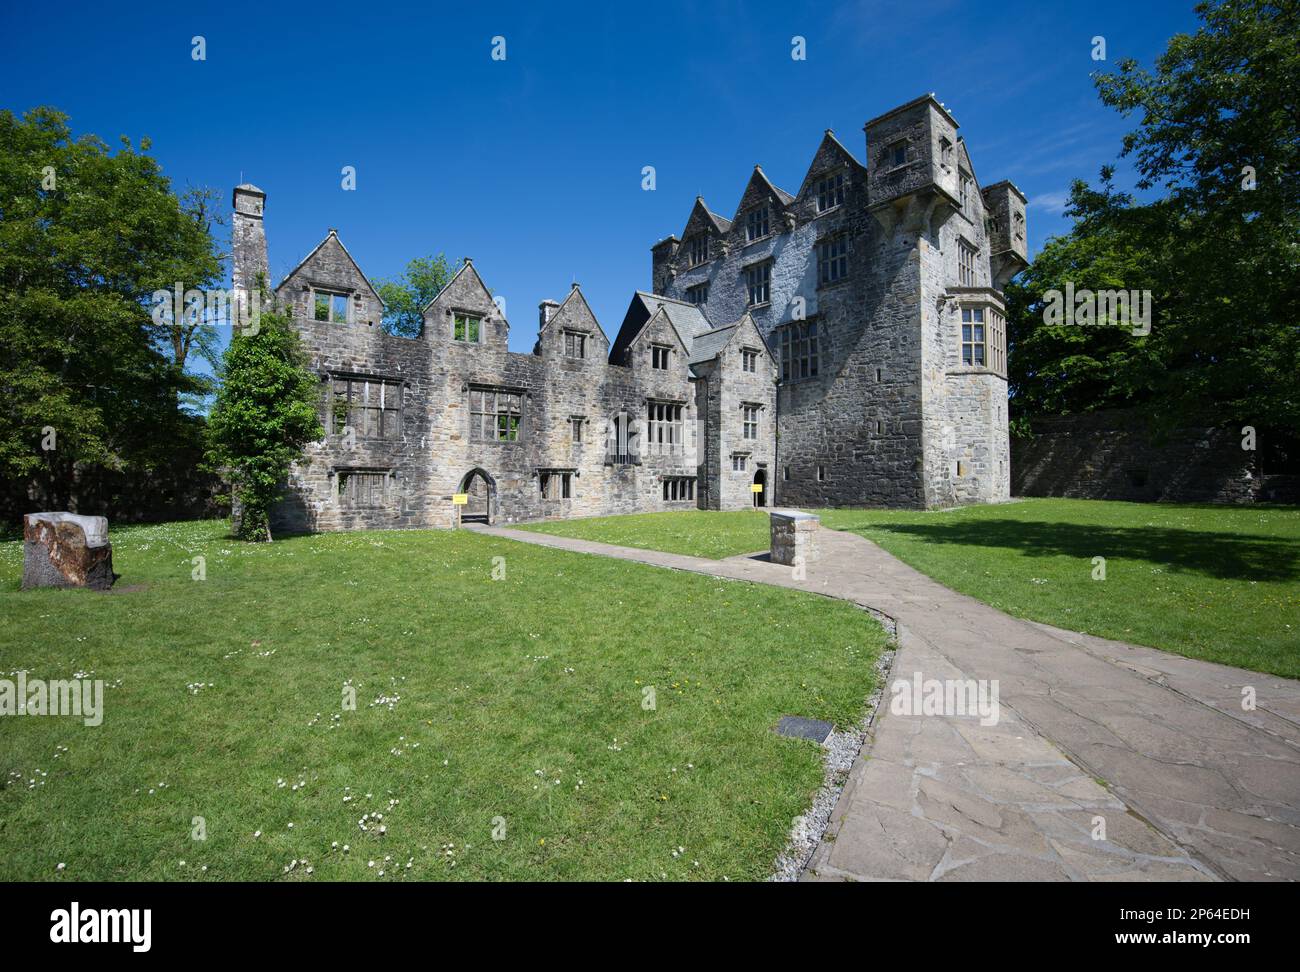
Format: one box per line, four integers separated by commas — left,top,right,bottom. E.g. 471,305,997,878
521,500,1300,678
521,509,773,559
819,500,1300,678
0,520,886,882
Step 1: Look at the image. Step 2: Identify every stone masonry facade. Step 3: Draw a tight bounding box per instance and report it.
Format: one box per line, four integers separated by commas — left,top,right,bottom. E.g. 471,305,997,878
229,93,1024,532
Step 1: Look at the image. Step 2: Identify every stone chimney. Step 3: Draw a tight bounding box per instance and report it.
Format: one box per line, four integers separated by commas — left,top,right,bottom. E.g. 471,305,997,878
539,299,561,329
231,184,268,300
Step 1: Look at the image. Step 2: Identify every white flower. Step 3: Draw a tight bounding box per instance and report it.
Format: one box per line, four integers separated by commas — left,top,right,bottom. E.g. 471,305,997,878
56,863,66,871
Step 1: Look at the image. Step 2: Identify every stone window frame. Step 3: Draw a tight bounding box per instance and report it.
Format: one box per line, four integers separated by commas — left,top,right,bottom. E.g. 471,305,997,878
741,402,762,440
570,415,585,444
325,372,406,441
662,476,695,502
538,467,576,501
957,238,978,287
685,234,710,268
311,287,352,324
650,343,673,370
817,233,850,287
731,453,749,473
562,329,587,359
959,170,976,221
815,171,847,213
740,348,760,373
939,136,954,168
334,467,392,509
468,385,524,443
605,411,640,465
778,318,820,383
452,310,483,343
744,259,772,307
885,138,908,170
686,281,709,306
957,301,1007,375
646,399,685,456
745,205,770,243
817,464,828,482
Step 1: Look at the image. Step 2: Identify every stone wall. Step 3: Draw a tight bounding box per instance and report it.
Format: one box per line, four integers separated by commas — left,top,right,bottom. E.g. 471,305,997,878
1009,411,1291,504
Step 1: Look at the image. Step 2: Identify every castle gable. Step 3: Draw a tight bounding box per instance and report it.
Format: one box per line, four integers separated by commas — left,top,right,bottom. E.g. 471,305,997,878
422,259,508,349
795,130,867,201
731,166,795,227
535,284,609,359
275,230,386,329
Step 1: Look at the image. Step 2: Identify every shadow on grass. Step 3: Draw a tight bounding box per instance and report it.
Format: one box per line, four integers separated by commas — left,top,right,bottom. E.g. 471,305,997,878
832,519,1300,583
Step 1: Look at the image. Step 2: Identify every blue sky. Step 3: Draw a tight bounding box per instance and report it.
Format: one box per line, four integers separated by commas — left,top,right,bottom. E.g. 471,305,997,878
1,0,1201,354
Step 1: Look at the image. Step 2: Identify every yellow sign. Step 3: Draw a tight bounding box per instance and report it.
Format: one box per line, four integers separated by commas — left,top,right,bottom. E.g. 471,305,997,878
751,483,764,493
452,493,468,505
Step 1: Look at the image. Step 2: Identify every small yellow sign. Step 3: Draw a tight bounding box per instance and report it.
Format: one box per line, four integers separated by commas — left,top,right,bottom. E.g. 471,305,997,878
751,483,764,493
452,493,468,505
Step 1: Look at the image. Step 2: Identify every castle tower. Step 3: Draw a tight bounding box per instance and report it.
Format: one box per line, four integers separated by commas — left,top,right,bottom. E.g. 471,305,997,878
231,184,268,300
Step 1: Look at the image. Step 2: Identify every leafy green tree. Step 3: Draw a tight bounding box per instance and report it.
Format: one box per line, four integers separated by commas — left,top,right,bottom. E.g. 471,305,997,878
1011,0,1299,433
374,253,455,337
206,307,323,540
0,107,222,516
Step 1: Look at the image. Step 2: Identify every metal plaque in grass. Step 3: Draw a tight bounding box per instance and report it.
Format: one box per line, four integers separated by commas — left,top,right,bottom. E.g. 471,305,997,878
774,715,834,744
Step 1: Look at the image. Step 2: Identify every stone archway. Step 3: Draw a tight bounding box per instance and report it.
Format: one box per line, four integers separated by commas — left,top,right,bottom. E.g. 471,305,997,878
458,468,497,525
753,468,767,508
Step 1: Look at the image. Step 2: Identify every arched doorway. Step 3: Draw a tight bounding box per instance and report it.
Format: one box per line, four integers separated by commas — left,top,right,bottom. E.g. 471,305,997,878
753,469,767,508
458,468,497,525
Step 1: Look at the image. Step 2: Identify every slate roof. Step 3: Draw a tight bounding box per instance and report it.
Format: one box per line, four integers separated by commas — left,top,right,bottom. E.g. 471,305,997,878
687,324,740,365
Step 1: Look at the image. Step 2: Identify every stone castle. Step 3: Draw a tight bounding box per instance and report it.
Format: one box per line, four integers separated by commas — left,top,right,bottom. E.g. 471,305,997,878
229,94,1026,531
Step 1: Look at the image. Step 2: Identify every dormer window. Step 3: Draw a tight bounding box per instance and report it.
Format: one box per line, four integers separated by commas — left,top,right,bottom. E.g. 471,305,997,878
651,344,672,370
959,171,975,219
741,348,759,372
686,235,710,267
312,289,351,323
563,330,586,359
745,206,769,242
453,313,481,343
816,173,846,212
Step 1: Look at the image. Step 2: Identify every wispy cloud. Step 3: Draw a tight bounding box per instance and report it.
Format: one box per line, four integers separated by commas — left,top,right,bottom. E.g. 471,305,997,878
1028,191,1070,214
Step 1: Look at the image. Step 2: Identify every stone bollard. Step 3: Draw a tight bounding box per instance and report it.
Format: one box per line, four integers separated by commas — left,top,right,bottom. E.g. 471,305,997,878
22,513,116,591
769,509,819,567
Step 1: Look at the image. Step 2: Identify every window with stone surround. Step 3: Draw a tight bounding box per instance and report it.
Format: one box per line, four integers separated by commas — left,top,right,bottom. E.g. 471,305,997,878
816,172,846,212
686,282,709,306
539,469,573,500
745,261,771,306
817,464,827,482
742,404,760,440
741,348,759,373
939,137,953,167
337,469,389,508
570,416,585,443
686,235,710,268
647,401,684,455
779,320,819,382
563,330,586,359
817,235,849,285
453,312,481,342
958,239,977,287
888,140,907,168
959,171,975,220
469,387,522,442
662,477,695,501
312,289,351,323
961,307,987,366
732,453,747,472
328,376,403,440
651,344,672,369
745,206,769,242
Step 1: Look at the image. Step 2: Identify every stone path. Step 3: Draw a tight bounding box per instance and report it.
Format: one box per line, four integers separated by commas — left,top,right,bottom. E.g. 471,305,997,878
471,523,1300,881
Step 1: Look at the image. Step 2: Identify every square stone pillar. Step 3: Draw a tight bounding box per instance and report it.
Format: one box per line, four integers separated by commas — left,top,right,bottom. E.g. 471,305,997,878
769,509,819,567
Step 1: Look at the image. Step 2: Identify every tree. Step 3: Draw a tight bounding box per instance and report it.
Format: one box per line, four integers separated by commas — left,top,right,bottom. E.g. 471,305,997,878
1010,0,1300,433
0,107,223,518
374,254,455,337
206,306,323,541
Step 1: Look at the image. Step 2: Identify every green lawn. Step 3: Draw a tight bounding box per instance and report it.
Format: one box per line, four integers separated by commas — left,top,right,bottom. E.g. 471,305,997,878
524,500,1300,679
0,521,885,882
522,509,773,559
